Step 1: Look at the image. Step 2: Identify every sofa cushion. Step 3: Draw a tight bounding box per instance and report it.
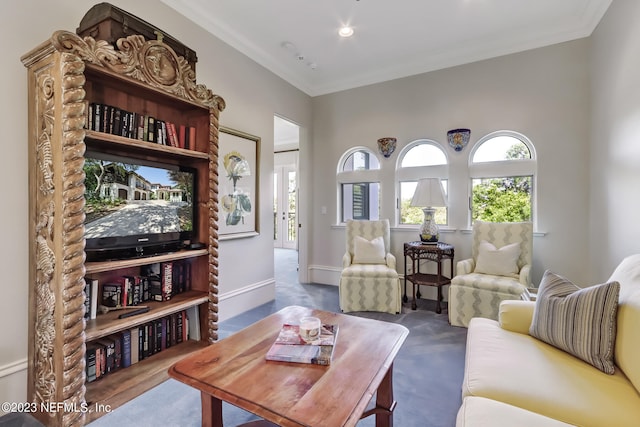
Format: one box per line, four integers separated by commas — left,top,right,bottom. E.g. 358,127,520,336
498,300,535,334
463,318,640,427
607,254,640,393
456,396,575,427
474,240,520,277
529,270,620,374
352,235,386,264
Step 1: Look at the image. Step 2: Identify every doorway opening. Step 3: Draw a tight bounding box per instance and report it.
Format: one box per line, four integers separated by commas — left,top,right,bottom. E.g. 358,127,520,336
274,115,300,273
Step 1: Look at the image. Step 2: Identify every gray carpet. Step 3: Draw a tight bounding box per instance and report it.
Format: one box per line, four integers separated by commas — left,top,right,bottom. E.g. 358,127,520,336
7,249,467,427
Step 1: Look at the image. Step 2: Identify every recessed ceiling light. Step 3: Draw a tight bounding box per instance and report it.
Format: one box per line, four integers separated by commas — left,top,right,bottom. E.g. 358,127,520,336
338,26,354,38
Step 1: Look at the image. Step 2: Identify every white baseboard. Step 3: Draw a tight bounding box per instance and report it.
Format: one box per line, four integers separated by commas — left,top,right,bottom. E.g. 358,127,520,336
307,265,340,286
0,360,28,413
217,278,276,322
0,358,27,379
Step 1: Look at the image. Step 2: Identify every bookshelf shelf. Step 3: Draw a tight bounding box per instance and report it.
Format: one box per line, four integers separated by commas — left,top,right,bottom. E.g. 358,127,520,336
22,23,224,426
84,339,208,423
85,249,208,274
84,130,210,161
85,290,209,341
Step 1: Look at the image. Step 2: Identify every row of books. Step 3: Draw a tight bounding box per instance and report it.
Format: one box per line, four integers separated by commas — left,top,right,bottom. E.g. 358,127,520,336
85,309,191,383
86,102,196,149
84,261,192,319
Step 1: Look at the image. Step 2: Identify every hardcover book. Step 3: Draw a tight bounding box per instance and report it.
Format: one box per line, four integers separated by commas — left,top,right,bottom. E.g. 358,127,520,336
161,262,173,301
130,326,140,365
101,282,123,308
83,279,91,319
85,343,98,383
265,324,338,366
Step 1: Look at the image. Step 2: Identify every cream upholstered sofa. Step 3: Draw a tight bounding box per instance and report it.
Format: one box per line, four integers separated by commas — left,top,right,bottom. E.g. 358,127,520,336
449,220,533,327
339,219,401,314
456,254,640,427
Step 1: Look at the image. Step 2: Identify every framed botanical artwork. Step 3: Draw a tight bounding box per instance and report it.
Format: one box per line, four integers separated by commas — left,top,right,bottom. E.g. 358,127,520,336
218,126,260,239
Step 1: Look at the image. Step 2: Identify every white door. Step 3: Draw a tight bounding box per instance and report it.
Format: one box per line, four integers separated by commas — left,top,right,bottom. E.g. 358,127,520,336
273,166,297,249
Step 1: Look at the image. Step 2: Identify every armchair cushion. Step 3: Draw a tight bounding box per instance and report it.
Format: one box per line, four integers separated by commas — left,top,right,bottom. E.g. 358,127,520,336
529,270,620,374
457,258,475,275
352,235,386,264
474,240,521,277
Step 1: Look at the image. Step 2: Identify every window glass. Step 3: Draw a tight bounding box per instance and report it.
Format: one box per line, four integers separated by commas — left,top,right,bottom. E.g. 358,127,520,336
470,132,535,224
401,144,447,167
397,140,448,225
341,182,380,221
400,180,448,225
472,135,531,162
342,150,380,171
338,148,381,222
471,177,532,222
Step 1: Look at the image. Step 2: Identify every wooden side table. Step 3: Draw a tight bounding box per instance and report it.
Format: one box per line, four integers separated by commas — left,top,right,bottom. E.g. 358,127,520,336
403,241,455,313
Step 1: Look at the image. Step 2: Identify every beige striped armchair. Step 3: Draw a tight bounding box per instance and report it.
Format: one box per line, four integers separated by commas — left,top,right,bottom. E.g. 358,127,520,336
339,219,402,314
448,220,533,327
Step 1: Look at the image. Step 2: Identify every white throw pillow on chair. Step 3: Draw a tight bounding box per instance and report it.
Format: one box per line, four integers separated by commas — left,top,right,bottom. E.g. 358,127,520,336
474,240,521,277
353,236,386,264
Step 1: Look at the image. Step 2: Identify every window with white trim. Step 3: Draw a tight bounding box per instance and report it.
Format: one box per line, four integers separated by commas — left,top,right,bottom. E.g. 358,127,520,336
337,148,381,222
469,131,536,224
396,140,449,226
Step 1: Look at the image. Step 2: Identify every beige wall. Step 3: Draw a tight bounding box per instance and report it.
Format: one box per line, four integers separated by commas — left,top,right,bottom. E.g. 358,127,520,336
309,39,592,291
589,0,640,280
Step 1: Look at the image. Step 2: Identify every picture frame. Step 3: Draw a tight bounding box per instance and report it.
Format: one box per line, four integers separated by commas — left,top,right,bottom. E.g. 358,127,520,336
218,126,260,240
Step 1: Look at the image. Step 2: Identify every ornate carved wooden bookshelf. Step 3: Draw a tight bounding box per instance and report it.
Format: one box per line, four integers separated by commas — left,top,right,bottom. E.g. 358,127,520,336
22,29,224,426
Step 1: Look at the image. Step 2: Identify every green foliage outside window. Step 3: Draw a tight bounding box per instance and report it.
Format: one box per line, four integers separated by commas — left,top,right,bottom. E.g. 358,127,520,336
471,140,532,223
472,177,531,222
400,200,447,225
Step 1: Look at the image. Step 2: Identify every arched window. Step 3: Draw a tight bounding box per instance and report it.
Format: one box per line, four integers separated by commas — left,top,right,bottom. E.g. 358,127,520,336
469,131,537,224
396,140,449,226
337,147,381,222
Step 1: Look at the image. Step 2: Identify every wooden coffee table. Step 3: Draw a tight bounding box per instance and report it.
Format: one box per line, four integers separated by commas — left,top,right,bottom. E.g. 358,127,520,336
168,305,409,427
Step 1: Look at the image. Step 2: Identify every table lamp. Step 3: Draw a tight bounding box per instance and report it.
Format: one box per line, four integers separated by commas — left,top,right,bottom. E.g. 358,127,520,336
410,178,447,243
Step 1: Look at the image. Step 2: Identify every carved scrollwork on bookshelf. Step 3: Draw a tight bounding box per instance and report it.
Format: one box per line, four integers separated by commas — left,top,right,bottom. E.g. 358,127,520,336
208,110,221,343
32,71,56,422
31,52,88,426
57,52,88,427
33,69,58,418
51,30,226,113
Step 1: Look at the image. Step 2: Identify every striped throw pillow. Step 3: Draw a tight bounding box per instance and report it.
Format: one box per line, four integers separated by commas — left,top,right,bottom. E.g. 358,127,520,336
529,270,620,374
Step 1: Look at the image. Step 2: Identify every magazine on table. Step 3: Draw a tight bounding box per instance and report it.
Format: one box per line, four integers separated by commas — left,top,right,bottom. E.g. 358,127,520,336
266,323,339,365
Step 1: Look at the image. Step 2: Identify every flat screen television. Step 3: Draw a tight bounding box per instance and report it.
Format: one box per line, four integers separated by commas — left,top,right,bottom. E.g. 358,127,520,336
83,152,197,261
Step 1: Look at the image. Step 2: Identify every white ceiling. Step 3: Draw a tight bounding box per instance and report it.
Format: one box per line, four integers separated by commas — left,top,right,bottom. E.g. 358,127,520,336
162,0,611,97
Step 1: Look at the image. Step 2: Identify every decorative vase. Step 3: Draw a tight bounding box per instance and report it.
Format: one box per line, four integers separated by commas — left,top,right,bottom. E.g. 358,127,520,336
377,137,397,158
419,207,439,243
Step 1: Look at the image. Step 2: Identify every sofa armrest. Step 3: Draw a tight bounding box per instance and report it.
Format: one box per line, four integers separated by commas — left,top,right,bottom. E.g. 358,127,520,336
498,300,535,334
386,252,397,270
342,252,352,268
519,264,532,286
456,258,475,275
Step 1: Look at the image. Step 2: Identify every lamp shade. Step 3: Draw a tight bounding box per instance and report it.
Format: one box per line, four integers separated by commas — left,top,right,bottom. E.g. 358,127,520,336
410,178,447,208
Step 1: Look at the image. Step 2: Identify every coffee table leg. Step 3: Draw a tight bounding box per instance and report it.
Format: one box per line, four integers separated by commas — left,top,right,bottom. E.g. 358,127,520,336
201,392,224,427
376,363,397,427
